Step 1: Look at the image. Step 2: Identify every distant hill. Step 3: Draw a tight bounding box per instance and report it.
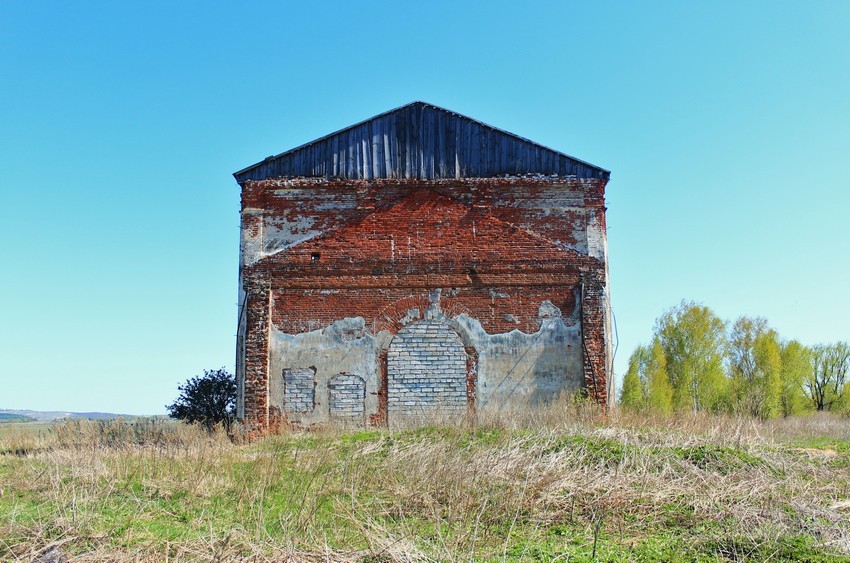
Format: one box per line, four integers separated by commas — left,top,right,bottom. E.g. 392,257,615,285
0,409,139,422
0,412,36,423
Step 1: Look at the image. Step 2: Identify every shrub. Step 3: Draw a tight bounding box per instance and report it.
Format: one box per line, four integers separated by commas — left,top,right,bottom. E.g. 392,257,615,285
165,368,236,432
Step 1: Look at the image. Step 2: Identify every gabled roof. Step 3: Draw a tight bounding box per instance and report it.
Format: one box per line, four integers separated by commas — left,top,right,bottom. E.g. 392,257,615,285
234,101,609,183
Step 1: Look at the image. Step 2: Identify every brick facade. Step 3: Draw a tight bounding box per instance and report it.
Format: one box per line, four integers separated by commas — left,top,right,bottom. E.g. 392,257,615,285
234,103,612,436
387,320,469,420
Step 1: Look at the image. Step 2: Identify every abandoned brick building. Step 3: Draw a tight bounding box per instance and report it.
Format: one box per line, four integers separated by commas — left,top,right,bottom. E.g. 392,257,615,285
233,101,612,434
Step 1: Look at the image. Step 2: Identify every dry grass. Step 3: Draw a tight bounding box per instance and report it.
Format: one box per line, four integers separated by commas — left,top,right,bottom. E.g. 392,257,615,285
1,405,849,561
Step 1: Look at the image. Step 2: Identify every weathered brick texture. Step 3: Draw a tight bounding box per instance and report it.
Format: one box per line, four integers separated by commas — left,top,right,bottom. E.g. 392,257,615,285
237,177,611,434
328,374,366,419
387,320,468,418
283,368,316,413
242,282,271,436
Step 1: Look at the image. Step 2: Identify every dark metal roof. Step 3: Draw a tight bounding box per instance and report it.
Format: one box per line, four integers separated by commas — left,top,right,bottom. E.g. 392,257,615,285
234,101,609,183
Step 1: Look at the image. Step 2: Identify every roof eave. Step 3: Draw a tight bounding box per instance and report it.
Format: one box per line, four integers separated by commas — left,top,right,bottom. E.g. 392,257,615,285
233,101,610,182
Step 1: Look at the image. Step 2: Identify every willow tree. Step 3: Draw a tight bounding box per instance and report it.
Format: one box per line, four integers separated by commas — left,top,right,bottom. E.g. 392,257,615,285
779,340,811,416
619,338,672,415
752,329,782,419
729,316,765,416
806,342,850,411
729,317,782,418
645,337,673,415
729,317,767,382
619,346,647,411
655,301,728,413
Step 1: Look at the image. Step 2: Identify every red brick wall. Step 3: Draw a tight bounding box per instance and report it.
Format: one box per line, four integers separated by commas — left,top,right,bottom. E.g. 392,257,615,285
240,177,609,434
269,285,576,336
242,281,271,437
240,178,606,260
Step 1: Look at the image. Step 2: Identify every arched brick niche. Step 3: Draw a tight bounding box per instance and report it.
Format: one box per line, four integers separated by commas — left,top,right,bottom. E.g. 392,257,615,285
372,293,476,335
369,294,480,426
386,320,470,423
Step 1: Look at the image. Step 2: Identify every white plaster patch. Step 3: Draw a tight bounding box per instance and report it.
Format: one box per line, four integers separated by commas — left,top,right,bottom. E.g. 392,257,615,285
587,211,607,261
538,300,562,319
241,212,324,266
398,308,421,326
269,317,378,425
450,313,584,409
262,216,322,257
240,211,265,267
266,304,586,425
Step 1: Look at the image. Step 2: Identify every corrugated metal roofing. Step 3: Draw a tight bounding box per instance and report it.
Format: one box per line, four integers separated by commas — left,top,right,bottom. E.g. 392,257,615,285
234,101,609,183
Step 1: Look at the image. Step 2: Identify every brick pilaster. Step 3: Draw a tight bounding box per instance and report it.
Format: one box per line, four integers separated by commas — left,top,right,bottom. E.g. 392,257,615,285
243,280,272,436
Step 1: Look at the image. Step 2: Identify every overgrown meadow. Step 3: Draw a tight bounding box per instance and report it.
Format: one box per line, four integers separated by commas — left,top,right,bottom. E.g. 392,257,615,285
2,403,850,562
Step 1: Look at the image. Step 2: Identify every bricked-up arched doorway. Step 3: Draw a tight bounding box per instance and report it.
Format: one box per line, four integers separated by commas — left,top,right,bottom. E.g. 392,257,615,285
387,320,469,423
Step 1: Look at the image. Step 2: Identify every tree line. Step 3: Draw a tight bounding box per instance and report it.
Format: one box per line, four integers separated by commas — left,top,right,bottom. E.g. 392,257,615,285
619,301,850,418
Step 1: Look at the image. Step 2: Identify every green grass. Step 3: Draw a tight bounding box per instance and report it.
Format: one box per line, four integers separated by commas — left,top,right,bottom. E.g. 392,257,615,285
672,444,774,474
2,413,850,561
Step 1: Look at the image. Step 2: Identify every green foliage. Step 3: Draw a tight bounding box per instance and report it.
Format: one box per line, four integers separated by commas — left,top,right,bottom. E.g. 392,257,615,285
165,368,236,431
543,435,627,465
727,317,784,419
780,340,812,416
806,342,850,411
753,330,783,419
729,316,767,383
618,302,850,420
832,381,850,415
619,347,646,411
673,444,773,475
701,534,846,562
645,338,673,415
655,301,728,413
619,339,672,415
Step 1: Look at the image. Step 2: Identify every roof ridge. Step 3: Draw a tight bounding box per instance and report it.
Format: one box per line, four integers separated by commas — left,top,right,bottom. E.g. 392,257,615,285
234,102,609,182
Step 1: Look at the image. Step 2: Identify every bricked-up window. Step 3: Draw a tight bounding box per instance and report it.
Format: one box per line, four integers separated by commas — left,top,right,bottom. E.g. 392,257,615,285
328,374,366,420
387,320,468,420
283,368,316,413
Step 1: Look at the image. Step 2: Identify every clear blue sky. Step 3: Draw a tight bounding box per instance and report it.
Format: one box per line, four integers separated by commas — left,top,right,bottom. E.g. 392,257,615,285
2,1,848,414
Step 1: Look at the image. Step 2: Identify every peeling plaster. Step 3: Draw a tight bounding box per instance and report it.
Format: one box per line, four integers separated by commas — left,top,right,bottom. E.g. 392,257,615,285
236,176,612,433
587,211,607,261
269,317,378,426
267,302,584,426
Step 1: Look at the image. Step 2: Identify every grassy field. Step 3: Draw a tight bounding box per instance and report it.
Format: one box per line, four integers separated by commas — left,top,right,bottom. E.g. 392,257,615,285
0,421,55,438
1,406,849,562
